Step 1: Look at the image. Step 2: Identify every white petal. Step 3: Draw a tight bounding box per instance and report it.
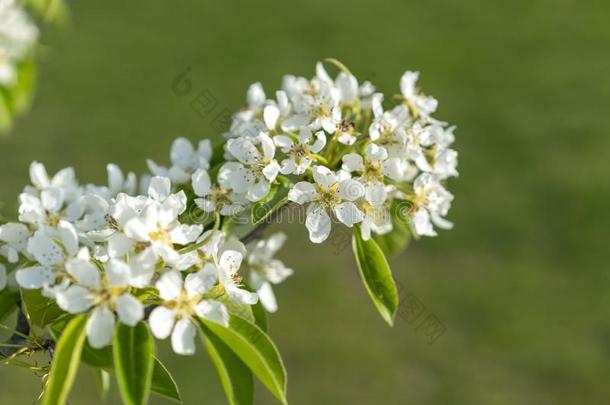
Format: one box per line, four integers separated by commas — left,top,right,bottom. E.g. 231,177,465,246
105,259,132,286
288,182,317,204
263,105,280,130
57,220,79,257
246,82,266,107
365,181,388,206
29,161,50,189
65,259,100,287
15,266,55,289
257,282,278,313
155,271,183,301
226,285,259,305
56,285,94,314
41,188,64,213
107,164,125,194
219,250,243,275
412,208,436,237
227,138,261,165
312,166,337,191
195,300,229,326
365,143,388,163
148,306,176,339
87,307,115,349
333,202,364,227
337,179,365,201
170,137,196,170
107,233,135,258
171,319,197,355
123,218,151,242
169,224,203,245
310,131,327,153
262,161,280,182
27,231,64,267
247,181,271,202
259,133,276,161
115,294,144,326
191,168,211,197
148,176,171,201
341,153,364,173
273,135,294,152
185,267,217,296
305,205,332,243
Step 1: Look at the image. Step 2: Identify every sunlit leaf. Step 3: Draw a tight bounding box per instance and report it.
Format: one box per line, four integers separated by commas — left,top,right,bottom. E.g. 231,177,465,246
200,316,287,404
113,321,154,405
199,321,254,405
42,314,87,405
353,224,399,326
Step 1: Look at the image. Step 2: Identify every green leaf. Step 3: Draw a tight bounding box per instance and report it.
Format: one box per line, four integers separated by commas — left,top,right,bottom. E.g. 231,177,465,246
352,224,399,326
200,316,287,404
375,199,412,256
150,357,182,403
43,314,88,405
51,317,181,402
251,184,289,225
22,288,64,327
0,289,19,322
94,368,111,401
199,322,254,405
113,321,155,405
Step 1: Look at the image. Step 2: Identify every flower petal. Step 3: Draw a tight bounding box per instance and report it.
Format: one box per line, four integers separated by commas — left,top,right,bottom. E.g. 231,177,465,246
115,294,144,326
305,205,331,243
87,306,115,349
171,319,197,355
148,306,176,339
195,300,229,326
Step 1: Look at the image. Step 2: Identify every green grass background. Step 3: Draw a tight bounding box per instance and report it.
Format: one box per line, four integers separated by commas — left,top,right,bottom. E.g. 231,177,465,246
1,0,609,403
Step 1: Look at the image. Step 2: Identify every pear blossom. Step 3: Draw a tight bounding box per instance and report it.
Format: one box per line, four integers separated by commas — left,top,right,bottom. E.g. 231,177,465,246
400,71,438,119
149,270,228,355
274,128,326,175
246,233,293,313
55,258,144,348
0,222,30,263
15,221,79,289
368,93,411,155
147,137,212,184
288,166,365,243
18,162,82,227
0,0,38,86
122,176,202,268
409,173,454,237
191,168,247,216
224,132,280,202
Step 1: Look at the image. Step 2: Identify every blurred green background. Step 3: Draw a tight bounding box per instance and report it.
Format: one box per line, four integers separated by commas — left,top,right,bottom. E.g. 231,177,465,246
1,0,610,403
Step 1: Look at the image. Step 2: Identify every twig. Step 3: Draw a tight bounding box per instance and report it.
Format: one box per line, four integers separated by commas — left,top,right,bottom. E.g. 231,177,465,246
240,202,293,244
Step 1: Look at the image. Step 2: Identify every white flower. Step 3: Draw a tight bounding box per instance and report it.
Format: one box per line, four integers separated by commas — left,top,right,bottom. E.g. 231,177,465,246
123,177,202,270
400,71,438,119
147,137,212,184
368,93,410,155
86,164,137,200
215,249,258,305
409,173,454,237
283,83,342,134
18,162,82,226
288,166,364,243
55,258,144,348
224,133,280,202
315,62,359,106
247,233,293,313
15,221,79,289
191,168,247,216
0,222,30,263
149,270,228,355
274,128,326,175
0,0,38,86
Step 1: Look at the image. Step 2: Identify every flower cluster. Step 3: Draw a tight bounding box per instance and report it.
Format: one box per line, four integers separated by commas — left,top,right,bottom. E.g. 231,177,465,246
0,61,457,362
0,0,38,87
224,61,458,240
1,156,292,354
